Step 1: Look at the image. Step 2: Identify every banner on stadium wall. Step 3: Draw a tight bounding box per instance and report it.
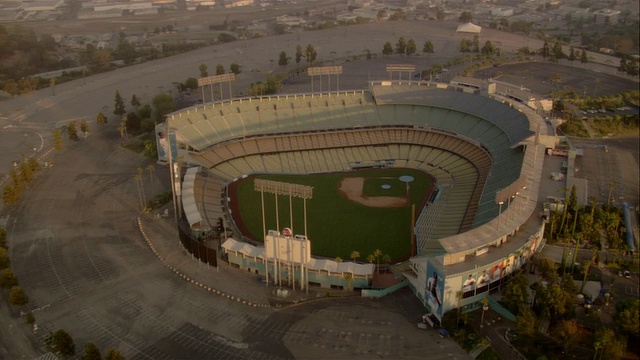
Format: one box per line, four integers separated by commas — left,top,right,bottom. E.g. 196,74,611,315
425,261,445,320
156,124,178,163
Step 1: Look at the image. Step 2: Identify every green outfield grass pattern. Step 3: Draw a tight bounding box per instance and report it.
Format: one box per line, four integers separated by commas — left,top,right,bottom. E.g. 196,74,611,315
230,168,434,261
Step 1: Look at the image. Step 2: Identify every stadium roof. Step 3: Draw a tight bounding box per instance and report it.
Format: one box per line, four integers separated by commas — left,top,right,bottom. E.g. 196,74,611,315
370,83,533,147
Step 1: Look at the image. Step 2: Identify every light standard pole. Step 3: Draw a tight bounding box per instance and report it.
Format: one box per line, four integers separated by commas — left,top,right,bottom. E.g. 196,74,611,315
497,201,504,230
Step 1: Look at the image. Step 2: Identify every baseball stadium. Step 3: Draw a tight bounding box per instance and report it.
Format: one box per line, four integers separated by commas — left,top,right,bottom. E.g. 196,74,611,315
158,78,548,322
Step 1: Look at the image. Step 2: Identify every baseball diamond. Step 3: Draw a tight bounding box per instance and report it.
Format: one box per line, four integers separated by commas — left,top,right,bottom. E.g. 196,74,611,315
162,79,539,321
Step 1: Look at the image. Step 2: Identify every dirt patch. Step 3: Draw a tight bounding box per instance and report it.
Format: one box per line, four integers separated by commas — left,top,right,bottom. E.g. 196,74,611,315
338,177,408,208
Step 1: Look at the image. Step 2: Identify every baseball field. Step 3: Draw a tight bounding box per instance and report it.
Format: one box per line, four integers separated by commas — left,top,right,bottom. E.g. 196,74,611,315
228,168,434,261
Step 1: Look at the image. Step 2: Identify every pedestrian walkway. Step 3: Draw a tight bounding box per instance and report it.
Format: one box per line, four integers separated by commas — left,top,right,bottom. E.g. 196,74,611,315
137,215,356,309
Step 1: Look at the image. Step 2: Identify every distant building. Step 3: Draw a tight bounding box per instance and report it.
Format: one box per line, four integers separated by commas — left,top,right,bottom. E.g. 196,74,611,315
456,22,482,34
490,7,513,17
555,5,590,19
224,0,253,7
276,15,305,27
593,8,620,25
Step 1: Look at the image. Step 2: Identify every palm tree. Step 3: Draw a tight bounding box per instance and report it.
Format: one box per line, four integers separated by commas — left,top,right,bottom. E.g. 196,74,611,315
137,168,146,211
382,254,391,273
456,291,464,329
373,249,382,274
134,174,144,212
350,251,360,263
146,164,155,196
366,254,375,264
343,273,353,291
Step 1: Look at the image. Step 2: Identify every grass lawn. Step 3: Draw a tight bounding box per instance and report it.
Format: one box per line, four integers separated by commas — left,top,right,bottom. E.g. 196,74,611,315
231,168,433,261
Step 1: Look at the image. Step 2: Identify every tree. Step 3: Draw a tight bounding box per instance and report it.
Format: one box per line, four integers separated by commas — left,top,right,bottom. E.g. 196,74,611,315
568,46,576,62
92,49,113,71
593,328,618,360
541,41,550,58
422,40,434,56
278,51,289,66
25,311,35,326
459,39,472,52
96,112,107,126
553,320,578,353
67,121,79,141
305,44,317,64
130,94,141,108
2,184,21,206
230,63,241,74
114,32,136,64
350,251,360,263
536,257,559,282
395,37,406,55
135,168,147,211
343,272,353,290
552,41,565,59
48,329,75,357
614,298,639,337
113,90,126,117
53,129,63,150
516,307,537,336
82,342,101,360
19,161,33,184
458,11,473,23
389,9,406,20
382,42,393,56
376,9,387,22
0,247,9,269
481,40,495,56
405,39,416,56
366,254,375,264
80,119,89,134
152,93,175,123
580,50,588,63
373,249,382,273
215,64,225,75
199,63,208,78
9,286,28,306
146,164,155,195
472,35,480,53
0,268,17,288
117,116,128,140
105,349,125,360
501,273,530,314
295,45,303,65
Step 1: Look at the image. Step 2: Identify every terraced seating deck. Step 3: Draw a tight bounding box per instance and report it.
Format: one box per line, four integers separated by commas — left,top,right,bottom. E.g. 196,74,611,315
169,85,531,241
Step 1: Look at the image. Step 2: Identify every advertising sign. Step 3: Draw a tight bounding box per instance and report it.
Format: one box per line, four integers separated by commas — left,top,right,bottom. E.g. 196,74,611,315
425,261,445,320
462,273,477,292
476,269,490,288
155,125,177,163
490,262,503,283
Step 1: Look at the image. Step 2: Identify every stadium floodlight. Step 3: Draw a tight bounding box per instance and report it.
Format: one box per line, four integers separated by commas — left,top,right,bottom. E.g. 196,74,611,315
307,66,343,93
198,73,236,103
386,64,416,81
254,179,313,199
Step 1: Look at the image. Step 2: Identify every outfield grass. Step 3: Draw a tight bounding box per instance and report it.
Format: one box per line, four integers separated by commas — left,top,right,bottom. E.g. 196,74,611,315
231,168,433,261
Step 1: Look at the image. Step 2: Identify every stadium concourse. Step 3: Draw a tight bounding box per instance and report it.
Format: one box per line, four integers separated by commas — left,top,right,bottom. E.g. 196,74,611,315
158,79,549,323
